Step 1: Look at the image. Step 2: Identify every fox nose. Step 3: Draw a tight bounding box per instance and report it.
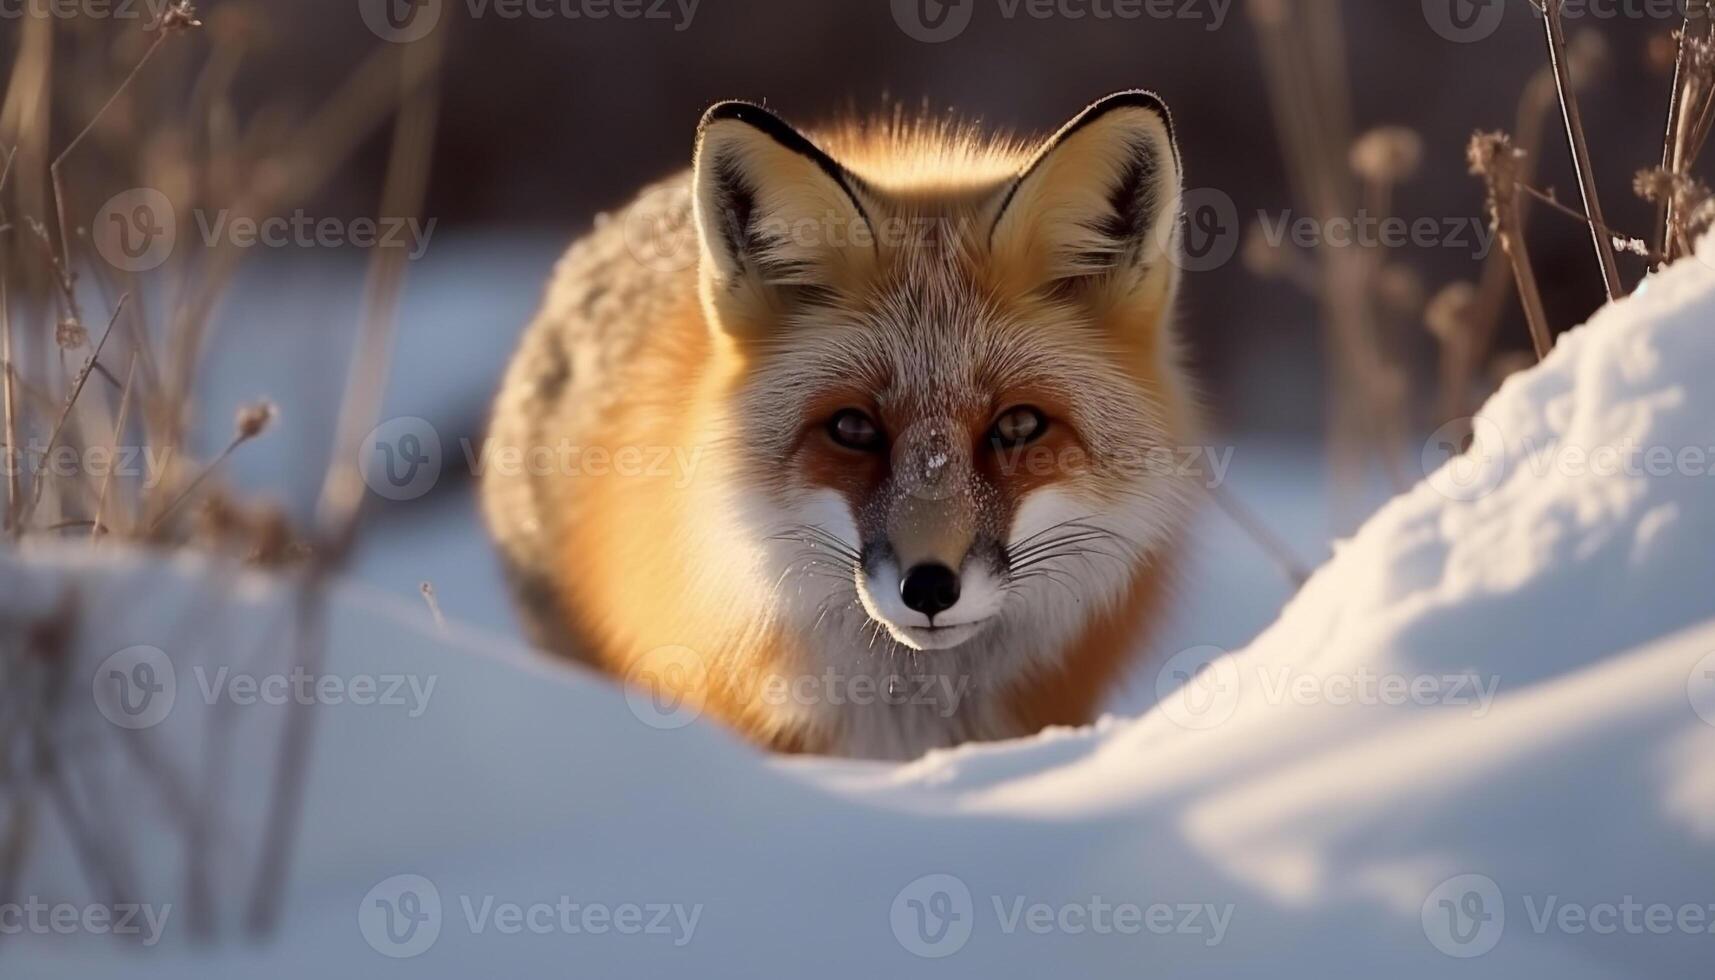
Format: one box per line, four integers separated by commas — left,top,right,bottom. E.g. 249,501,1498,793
900,563,961,619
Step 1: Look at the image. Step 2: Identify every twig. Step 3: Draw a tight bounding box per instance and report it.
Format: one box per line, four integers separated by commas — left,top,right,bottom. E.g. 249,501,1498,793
248,32,444,938
419,581,447,631
20,296,129,529
48,27,175,306
1514,182,1661,262
1207,484,1311,589
145,404,273,536
1540,0,1624,300
92,356,139,541
0,145,18,537
1472,133,1554,359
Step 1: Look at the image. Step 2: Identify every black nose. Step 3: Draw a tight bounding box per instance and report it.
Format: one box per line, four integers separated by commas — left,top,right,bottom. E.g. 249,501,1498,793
900,563,961,618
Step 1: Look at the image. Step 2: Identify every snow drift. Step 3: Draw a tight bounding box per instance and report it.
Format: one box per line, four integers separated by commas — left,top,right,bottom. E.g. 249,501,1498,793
6,243,1715,978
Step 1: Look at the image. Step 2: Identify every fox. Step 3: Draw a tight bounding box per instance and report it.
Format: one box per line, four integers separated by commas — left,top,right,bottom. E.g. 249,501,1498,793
481,91,1201,760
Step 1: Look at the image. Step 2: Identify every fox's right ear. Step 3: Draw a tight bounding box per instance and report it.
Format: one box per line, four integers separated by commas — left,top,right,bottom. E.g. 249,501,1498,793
692,101,877,336
987,92,1183,320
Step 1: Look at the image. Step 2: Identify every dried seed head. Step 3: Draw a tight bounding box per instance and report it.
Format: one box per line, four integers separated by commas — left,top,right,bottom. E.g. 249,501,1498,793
1351,127,1425,184
55,319,88,350
1425,282,1478,345
1469,131,1525,225
153,1,202,33
234,401,276,440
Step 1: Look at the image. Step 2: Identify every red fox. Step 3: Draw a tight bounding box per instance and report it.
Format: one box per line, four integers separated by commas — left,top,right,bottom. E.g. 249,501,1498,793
482,92,1199,759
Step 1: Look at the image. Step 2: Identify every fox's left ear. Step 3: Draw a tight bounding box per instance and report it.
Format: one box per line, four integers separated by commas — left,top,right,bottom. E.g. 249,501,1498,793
988,91,1183,315
692,101,877,338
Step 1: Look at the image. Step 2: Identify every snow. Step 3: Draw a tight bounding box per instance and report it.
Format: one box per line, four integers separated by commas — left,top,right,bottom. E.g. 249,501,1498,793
6,241,1715,977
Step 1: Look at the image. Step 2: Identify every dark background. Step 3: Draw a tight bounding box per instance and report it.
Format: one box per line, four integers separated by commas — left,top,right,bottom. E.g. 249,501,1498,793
24,0,1690,433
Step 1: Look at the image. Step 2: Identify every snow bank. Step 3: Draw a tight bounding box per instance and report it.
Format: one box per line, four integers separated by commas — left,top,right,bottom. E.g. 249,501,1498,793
7,245,1715,978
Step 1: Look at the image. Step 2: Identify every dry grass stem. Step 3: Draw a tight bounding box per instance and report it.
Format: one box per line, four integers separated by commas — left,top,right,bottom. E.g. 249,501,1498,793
1470,133,1554,360
1539,0,1625,299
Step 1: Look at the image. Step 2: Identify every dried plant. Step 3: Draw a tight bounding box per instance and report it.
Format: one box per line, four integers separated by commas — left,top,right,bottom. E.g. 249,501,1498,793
0,2,445,943
1469,132,1554,360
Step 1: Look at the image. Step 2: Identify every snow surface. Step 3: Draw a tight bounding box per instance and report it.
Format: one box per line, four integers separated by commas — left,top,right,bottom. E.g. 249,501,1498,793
6,243,1715,977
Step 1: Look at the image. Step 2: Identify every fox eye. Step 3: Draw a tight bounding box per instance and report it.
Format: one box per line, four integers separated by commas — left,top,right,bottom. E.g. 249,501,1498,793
990,406,1047,448
828,409,885,452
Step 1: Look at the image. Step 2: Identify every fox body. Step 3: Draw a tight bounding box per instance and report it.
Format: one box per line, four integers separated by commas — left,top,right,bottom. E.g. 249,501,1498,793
482,92,1199,760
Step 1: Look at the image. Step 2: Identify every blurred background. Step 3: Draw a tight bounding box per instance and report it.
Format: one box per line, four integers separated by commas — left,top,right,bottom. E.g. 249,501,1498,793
0,0,1699,667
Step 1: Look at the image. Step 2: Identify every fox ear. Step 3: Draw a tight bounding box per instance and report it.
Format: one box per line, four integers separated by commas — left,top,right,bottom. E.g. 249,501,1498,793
988,92,1183,313
692,101,876,333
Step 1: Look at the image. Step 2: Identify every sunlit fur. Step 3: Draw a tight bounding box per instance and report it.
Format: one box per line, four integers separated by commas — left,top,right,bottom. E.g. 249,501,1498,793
482,92,1200,760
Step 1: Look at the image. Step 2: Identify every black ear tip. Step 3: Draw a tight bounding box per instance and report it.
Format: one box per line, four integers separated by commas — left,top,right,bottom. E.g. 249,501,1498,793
698,100,776,135
1083,90,1176,145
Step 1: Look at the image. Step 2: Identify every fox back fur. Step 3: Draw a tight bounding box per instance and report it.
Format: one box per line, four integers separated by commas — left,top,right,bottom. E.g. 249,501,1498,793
482,91,1200,760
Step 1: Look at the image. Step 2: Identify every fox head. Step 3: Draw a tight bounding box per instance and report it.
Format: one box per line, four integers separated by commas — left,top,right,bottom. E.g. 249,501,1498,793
689,92,1195,668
